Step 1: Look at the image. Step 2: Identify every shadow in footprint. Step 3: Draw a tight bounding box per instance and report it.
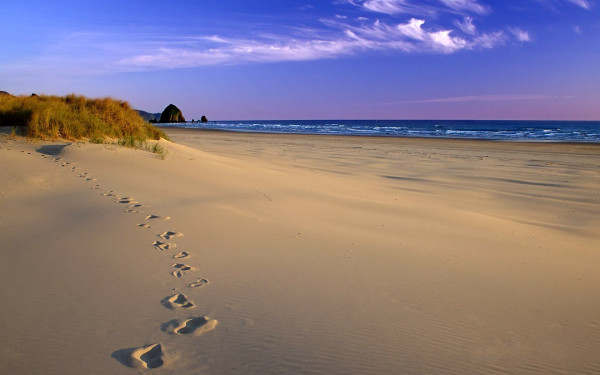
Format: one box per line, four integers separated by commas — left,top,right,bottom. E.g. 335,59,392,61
160,319,180,333
146,214,171,221
189,278,209,288
117,197,137,204
173,316,218,336
172,263,194,277
161,293,194,309
159,231,183,240
111,343,164,369
154,241,176,251
36,144,70,156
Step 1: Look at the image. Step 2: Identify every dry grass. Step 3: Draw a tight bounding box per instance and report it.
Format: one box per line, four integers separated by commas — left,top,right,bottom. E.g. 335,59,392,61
0,94,167,141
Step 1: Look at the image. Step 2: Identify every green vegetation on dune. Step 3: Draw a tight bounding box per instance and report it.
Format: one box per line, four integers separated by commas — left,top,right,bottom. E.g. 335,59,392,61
0,94,167,141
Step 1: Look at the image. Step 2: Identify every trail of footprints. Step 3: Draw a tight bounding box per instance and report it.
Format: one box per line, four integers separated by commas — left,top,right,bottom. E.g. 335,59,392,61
38,149,215,370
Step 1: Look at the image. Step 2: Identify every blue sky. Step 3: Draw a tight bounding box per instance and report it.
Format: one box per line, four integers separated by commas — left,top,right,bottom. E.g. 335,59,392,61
1,0,599,120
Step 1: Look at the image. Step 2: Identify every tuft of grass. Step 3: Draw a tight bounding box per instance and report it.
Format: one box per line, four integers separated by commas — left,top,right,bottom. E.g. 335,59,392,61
118,135,143,149
0,94,168,142
89,134,107,144
116,137,168,160
150,142,168,160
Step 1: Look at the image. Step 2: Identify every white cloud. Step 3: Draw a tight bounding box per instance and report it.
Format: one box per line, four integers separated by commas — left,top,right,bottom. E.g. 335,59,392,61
509,28,531,42
360,0,423,14
393,94,555,104
439,0,489,14
353,0,489,15
564,0,592,9
119,38,368,69
454,16,476,34
535,0,593,10
0,0,538,74
396,18,428,40
202,35,231,44
395,18,467,52
117,17,509,70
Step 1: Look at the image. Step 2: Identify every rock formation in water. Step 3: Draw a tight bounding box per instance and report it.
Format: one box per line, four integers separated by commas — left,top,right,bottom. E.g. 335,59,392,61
201,115,208,123
159,104,186,123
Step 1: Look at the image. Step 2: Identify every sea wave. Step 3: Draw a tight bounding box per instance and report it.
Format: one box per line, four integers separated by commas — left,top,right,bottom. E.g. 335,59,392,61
159,120,600,142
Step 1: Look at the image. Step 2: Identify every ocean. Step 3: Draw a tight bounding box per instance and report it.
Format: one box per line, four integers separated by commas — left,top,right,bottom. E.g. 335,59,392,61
159,119,600,142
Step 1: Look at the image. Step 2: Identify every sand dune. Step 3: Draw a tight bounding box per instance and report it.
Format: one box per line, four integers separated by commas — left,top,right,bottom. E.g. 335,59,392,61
1,130,599,374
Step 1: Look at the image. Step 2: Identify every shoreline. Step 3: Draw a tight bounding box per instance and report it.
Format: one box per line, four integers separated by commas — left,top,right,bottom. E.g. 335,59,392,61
157,124,600,146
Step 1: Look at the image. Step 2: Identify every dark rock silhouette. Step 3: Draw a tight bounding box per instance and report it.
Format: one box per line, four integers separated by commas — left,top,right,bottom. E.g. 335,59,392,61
159,104,186,123
201,115,208,123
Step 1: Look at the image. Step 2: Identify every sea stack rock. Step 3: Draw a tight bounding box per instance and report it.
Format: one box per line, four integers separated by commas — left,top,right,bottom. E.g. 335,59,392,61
201,115,208,123
159,104,186,123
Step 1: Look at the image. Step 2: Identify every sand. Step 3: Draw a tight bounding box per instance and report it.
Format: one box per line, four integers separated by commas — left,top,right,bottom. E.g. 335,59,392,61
1,129,599,374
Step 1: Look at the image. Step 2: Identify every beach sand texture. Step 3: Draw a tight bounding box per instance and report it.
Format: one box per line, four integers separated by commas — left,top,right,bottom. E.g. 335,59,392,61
1,129,599,374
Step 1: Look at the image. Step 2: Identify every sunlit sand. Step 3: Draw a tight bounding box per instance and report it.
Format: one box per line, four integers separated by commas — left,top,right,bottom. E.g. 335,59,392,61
1,130,599,374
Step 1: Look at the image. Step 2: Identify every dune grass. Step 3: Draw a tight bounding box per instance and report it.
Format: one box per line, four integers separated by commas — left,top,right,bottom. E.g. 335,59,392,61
0,94,167,142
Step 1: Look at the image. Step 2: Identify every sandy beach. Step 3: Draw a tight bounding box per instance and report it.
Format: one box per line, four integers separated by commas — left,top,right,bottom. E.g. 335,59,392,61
1,128,600,374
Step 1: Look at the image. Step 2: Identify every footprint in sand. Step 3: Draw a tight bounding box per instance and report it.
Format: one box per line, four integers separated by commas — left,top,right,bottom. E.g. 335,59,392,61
117,197,138,204
137,223,152,229
129,343,164,369
159,231,183,240
173,316,218,336
129,203,143,208
162,293,194,309
101,191,115,197
125,209,141,213
146,214,171,221
171,263,195,278
189,278,209,288
153,241,176,251
173,251,189,259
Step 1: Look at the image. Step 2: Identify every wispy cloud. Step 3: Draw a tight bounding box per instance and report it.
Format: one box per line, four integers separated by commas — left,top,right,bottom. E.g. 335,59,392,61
0,0,552,74
439,0,489,14
350,0,489,15
509,28,532,42
117,17,510,70
535,0,593,10
387,94,556,104
454,16,476,34
564,0,592,9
